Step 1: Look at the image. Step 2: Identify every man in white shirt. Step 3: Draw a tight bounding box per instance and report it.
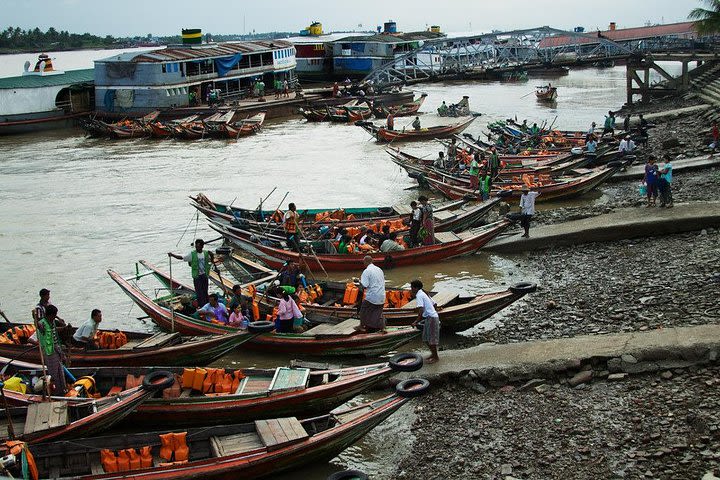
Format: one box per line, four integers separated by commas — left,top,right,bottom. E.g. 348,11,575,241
356,256,386,332
72,309,102,349
519,186,540,238
410,279,440,364
618,135,636,156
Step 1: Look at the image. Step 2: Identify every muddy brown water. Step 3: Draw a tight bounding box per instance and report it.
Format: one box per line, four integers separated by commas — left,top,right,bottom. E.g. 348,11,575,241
0,48,684,477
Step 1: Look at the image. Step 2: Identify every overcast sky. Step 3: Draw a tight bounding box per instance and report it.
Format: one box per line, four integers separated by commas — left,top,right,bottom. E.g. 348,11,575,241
1,0,702,37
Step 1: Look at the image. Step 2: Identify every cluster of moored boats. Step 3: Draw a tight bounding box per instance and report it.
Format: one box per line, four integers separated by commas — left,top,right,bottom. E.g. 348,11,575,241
1,92,637,479
299,94,427,123
81,111,266,140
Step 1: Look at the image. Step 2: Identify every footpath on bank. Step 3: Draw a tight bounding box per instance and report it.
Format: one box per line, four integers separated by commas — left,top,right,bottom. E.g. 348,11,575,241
418,323,720,380
484,201,720,253
609,154,720,182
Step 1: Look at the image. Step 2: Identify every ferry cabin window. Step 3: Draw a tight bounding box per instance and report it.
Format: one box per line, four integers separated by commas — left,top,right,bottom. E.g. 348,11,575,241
162,64,167,73
186,62,200,76
180,62,185,77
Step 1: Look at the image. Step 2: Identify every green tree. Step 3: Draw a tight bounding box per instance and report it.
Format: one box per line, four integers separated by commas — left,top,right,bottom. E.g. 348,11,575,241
689,0,720,35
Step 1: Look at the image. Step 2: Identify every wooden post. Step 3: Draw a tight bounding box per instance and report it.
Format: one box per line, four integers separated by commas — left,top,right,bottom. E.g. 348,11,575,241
626,62,634,105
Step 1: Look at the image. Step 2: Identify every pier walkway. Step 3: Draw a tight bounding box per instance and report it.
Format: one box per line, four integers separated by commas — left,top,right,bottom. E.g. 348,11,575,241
483,201,720,253
418,324,720,378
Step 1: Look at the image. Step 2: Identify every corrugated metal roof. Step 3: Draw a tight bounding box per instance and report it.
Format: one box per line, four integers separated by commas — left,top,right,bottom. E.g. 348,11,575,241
287,32,369,44
97,40,294,63
334,31,445,44
539,22,697,48
0,68,94,90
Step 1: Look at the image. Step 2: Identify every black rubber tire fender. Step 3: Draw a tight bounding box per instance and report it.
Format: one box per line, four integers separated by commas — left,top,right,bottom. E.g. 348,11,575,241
496,189,514,198
248,321,275,333
376,207,394,215
142,370,175,391
396,378,430,398
510,282,537,295
327,470,369,480
215,246,232,255
389,352,424,372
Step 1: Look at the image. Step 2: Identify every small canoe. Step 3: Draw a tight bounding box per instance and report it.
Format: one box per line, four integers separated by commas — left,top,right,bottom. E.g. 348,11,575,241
9,355,423,426
0,373,171,444
210,218,513,272
109,267,419,356
535,85,558,101
10,390,422,480
373,94,427,118
299,107,328,121
359,116,477,142
0,322,252,367
149,115,199,138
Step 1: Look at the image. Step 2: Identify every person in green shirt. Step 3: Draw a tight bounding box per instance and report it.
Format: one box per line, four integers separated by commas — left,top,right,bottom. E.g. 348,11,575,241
35,304,67,396
469,153,481,191
169,239,215,308
479,168,492,201
529,123,540,136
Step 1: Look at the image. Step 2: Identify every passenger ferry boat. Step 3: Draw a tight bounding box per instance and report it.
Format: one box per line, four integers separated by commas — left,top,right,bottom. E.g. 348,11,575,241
0,53,94,135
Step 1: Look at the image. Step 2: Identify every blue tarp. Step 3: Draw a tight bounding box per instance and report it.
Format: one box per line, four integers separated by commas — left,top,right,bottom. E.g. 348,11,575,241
215,54,243,77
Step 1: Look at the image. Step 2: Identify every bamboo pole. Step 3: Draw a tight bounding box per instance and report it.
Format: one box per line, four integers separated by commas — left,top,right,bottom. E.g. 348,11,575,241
169,256,175,333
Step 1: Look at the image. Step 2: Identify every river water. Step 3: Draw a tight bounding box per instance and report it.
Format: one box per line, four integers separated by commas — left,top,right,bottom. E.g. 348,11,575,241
0,48,682,478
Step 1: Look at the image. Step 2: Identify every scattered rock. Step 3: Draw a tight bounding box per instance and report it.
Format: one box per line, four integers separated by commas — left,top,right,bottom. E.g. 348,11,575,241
621,354,638,364
519,378,547,391
568,370,593,387
660,371,673,380
501,464,513,475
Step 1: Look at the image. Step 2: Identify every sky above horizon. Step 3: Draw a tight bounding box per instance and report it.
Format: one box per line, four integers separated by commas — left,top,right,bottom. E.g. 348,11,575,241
1,0,702,37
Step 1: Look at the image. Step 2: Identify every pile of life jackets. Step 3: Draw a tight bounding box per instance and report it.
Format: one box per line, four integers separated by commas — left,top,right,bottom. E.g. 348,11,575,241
296,284,323,304
95,331,128,349
314,209,355,222
159,432,189,465
101,447,153,473
342,282,360,305
181,367,246,395
385,290,413,308
0,325,35,344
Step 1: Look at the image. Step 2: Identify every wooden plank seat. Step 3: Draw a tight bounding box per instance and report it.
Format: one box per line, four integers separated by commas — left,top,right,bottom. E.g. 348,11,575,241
118,332,180,350
24,401,69,435
301,318,359,337
402,290,460,310
269,368,310,392
434,210,458,222
255,418,308,450
392,204,412,215
210,432,264,457
433,231,462,244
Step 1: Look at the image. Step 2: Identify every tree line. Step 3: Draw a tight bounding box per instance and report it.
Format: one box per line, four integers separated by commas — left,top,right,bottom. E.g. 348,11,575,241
0,26,117,51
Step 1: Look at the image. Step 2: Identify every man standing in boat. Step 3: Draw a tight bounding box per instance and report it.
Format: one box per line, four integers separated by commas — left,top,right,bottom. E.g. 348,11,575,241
386,113,395,131
283,203,302,252
33,288,71,344
356,256,386,333
489,147,500,187
168,239,214,308
35,305,67,396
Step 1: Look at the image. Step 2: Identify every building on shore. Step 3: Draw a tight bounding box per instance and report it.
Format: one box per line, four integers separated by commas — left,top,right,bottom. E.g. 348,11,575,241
330,28,445,78
0,54,94,135
94,34,297,113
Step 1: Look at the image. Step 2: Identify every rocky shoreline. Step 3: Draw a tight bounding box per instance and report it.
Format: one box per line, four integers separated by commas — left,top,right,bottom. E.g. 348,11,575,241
389,95,720,479
394,365,720,480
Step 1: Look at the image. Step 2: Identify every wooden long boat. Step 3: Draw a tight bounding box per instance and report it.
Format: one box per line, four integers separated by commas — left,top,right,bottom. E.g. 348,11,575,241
82,111,159,138
109,269,419,355
219,112,266,139
298,107,328,121
9,356,422,426
173,111,234,140
327,105,373,123
535,85,558,101
156,256,535,333
204,198,501,245
136,258,530,333
0,376,169,444
0,322,252,367
372,94,427,118
148,115,199,138
359,116,477,143
190,193,468,229
423,162,623,202
9,392,417,480
210,218,513,272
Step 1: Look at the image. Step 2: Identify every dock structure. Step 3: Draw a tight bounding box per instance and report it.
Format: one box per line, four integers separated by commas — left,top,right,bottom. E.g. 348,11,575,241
483,201,720,253
361,22,710,90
